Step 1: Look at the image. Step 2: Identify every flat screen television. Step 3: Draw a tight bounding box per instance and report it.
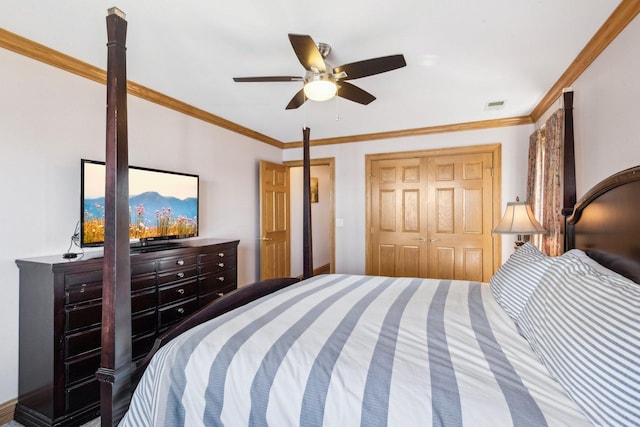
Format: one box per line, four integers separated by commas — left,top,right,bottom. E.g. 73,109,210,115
81,159,199,248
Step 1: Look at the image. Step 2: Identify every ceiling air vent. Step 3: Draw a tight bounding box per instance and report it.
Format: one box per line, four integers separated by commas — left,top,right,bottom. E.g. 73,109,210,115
485,100,505,111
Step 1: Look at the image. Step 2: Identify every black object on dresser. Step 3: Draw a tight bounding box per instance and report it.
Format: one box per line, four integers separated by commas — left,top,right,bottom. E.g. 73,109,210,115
14,238,239,427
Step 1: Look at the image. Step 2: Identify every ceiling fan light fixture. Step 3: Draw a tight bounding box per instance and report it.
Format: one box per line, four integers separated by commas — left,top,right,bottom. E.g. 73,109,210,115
304,73,337,101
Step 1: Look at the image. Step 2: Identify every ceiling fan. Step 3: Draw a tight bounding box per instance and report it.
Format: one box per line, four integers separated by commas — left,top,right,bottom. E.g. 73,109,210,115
233,34,407,110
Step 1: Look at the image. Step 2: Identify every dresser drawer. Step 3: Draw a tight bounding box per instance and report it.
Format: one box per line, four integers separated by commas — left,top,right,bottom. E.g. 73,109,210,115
66,302,102,332
157,266,198,285
66,281,102,305
158,297,198,328
65,270,103,288
65,311,157,359
199,256,236,275
131,288,157,314
132,309,157,337
131,260,157,277
199,246,236,264
199,283,237,307
133,332,156,360
158,278,198,306
65,351,100,386
199,268,237,294
66,288,156,333
65,327,101,359
65,378,99,414
158,254,197,272
131,271,157,292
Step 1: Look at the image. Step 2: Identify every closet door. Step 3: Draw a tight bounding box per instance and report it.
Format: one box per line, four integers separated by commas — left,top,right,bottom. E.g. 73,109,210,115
369,157,429,277
426,152,494,282
367,147,497,281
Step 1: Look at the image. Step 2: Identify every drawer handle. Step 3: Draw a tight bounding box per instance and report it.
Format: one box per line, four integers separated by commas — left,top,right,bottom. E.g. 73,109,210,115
217,276,225,282
217,262,225,268
218,252,225,258
176,259,185,266
177,288,185,295
177,307,185,314
177,272,185,278
217,292,225,297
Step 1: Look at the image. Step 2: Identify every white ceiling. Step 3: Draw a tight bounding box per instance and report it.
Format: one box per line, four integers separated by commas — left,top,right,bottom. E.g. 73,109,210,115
2,0,622,143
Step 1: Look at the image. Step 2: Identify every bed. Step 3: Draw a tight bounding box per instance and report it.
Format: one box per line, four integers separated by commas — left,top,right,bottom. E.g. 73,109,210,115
99,9,639,427
114,166,640,426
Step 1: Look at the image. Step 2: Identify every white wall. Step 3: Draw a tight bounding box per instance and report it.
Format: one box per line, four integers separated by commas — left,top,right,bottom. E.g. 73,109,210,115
290,165,332,277
283,125,534,274
0,49,281,404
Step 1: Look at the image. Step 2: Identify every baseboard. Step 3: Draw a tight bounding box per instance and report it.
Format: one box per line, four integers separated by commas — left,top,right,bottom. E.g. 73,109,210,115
0,398,17,424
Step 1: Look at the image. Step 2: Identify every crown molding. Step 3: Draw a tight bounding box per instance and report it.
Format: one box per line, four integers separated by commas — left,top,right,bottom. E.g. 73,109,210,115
282,116,532,148
530,0,640,122
0,28,283,149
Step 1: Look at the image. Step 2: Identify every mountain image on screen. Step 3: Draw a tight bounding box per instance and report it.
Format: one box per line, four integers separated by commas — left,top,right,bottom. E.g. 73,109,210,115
83,191,198,242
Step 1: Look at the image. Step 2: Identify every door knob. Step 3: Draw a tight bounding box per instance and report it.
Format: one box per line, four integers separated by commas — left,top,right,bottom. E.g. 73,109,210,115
429,237,438,242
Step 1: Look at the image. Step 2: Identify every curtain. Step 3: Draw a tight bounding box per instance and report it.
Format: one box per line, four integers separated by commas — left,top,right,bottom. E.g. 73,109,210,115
526,109,565,256
526,130,544,249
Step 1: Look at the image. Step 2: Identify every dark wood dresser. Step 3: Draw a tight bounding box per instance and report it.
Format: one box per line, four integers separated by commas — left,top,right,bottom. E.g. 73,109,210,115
14,238,239,427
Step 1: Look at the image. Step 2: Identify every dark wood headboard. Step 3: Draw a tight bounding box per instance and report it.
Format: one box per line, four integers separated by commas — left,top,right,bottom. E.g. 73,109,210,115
566,165,640,283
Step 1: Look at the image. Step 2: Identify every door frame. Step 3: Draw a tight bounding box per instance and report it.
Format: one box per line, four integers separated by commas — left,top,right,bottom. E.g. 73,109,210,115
284,157,336,274
365,144,502,276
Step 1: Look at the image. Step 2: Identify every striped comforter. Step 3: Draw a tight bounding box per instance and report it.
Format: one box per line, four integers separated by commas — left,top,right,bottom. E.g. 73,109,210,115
121,274,591,426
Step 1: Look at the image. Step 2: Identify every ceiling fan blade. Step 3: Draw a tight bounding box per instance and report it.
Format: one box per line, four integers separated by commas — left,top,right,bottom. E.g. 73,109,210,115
334,54,406,80
286,88,307,110
233,76,303,82
288,34,326,72
337,81,376,105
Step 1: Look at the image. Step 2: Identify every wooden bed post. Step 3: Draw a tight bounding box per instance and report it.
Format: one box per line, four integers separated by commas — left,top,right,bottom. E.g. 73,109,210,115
561,89,576,251
96,8,134,426
302,127,314,279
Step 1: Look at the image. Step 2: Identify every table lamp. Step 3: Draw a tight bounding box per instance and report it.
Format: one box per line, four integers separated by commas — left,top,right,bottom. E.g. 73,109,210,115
493,197,547,249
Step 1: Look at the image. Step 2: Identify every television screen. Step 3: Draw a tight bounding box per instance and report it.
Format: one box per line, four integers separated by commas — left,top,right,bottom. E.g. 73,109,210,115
81,159,199,247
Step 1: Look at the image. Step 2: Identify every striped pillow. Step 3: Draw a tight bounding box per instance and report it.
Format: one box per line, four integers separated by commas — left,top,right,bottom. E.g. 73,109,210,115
489,242,554,321
518,255,640,426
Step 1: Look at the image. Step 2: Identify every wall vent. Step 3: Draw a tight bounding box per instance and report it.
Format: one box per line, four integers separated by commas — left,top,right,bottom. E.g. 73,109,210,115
485,100,505,111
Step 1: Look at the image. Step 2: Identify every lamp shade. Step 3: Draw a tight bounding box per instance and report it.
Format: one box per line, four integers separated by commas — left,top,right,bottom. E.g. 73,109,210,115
493,200,547,235
304,74,337,101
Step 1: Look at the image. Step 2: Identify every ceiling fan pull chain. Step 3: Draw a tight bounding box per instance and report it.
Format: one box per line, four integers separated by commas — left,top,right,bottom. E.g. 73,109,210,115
335,88,340,121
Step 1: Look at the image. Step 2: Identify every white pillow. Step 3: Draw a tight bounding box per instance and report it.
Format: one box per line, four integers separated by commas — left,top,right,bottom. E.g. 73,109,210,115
489,242,555,322
518,255,640,426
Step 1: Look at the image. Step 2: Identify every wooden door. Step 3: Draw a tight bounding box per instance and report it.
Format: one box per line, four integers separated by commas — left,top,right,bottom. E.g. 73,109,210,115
369,158,429,277
426,153,494,282
259,161,290,280
367,147,498,281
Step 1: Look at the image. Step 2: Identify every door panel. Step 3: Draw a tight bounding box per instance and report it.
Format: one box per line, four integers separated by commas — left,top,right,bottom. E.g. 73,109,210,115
370,158,428,277
259,161,290,280
426,152,494,282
